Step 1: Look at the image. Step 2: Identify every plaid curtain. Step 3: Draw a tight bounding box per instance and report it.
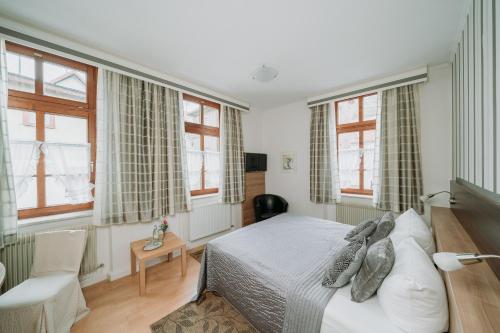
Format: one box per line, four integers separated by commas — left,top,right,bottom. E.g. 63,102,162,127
0,39,17,248
375,84,423,213
97,70,189,225
309,103,340,204
222,106,245,204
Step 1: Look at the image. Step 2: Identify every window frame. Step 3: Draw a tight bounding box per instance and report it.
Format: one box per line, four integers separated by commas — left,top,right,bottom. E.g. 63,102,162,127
6,41,97,219
335,93,377,196
183,94,220,197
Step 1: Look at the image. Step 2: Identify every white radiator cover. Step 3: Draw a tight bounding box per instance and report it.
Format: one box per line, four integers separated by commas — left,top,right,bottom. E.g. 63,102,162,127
336,203,385,226
189,202,233,241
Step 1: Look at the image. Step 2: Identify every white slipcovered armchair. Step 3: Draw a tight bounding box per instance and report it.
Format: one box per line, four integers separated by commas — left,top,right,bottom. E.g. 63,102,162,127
0,230,89,333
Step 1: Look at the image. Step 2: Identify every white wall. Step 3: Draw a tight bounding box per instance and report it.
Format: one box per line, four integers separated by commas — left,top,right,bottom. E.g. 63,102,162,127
450,1,500,194
260,64,452,218
242,110,264,153
261,101,336,220
420,64,453,207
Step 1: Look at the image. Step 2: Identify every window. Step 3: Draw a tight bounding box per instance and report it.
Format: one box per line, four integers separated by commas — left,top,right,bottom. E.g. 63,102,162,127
5,42,97,219
183,94,220,196
335,93,378,196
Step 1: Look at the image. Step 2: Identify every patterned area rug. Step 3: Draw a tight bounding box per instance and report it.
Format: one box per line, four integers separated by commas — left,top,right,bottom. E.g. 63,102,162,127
150,292,258,333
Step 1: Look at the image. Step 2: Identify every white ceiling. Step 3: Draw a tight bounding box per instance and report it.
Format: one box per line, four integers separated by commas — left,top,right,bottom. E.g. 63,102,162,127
0,0,466,109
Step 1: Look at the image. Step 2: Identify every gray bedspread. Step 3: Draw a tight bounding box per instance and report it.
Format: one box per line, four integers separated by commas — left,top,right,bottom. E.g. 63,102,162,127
196,213,352,333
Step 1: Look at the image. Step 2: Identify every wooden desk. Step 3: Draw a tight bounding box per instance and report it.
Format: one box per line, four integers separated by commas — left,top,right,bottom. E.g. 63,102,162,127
431,207,500,333
130,232,187,296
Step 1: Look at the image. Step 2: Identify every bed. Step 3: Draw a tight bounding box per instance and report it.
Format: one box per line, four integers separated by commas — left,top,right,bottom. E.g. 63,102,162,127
196,213,404,333
197,183,500,333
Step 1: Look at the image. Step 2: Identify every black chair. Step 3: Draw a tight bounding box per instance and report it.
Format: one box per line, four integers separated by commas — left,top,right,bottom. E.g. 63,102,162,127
253,194,289,222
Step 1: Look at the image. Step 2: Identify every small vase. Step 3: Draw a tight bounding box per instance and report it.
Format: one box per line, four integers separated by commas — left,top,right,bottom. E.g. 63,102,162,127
161,231,167,242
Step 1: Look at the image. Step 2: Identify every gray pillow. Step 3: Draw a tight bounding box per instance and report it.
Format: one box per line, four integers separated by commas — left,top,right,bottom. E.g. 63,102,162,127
367,212,395,247
344,219,377,242
351,237,395,303
323,239,367,288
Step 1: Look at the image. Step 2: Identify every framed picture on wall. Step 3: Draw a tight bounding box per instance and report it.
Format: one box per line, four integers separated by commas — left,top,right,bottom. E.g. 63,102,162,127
281,152,296,173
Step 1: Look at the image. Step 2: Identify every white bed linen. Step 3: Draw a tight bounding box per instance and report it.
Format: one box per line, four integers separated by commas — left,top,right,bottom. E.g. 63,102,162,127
321,283,404,333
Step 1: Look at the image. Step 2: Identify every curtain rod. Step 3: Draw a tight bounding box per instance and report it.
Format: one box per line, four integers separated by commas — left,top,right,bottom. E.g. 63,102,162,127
0,26,250,112
307,71,428,107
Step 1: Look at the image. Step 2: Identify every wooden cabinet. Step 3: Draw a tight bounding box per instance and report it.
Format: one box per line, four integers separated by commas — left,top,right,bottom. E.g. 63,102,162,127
242,171,265,226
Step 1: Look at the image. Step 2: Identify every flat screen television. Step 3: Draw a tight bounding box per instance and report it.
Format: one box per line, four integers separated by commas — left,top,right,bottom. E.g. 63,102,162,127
245,153,267,172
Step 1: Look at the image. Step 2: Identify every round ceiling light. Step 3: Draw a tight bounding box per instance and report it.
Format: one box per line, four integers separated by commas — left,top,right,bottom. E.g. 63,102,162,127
252,64,279,82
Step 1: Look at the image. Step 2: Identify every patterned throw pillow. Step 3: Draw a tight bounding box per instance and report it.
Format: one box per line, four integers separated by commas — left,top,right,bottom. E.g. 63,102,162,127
367,211,395,247
344,218,378,242
351,237,395,303
322,238,367,288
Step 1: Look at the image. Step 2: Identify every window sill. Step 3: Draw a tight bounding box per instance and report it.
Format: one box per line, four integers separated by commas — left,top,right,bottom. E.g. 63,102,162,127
191,193,219,200
190,193,220,209
341,193,373,199
340,194,373,208
19,210,93,228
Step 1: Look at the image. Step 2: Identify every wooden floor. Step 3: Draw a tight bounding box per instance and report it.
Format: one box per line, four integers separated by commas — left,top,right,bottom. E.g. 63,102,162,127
71,256,200,333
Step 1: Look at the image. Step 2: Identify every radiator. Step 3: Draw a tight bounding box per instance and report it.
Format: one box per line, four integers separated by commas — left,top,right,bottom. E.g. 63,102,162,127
336,203,385,226
189,203,232,241
0,224,100,292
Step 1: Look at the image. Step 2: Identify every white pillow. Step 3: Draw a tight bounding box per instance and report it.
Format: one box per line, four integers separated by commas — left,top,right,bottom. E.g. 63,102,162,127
390,208,436,256
378,237,449,333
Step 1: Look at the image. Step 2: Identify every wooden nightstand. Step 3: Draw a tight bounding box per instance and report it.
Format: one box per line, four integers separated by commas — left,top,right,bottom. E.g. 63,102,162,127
130,232,187,296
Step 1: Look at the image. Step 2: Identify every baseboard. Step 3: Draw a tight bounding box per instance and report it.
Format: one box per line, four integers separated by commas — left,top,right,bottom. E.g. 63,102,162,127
80,267,108,288
108,267,131,281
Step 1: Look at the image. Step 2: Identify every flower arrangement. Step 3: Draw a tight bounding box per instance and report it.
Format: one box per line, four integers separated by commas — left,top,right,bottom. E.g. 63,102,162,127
160,216,169,239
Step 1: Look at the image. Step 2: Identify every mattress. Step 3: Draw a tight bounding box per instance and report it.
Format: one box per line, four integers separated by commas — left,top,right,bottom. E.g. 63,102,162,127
321,283,404,333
